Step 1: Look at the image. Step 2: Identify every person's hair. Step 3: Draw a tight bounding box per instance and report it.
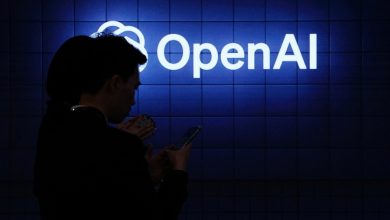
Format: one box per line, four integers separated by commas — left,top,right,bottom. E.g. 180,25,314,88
46,34,147,105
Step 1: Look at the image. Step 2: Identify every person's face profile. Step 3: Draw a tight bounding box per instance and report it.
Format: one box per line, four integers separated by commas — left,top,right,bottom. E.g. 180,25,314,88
110,68,140,123
125,69,140,109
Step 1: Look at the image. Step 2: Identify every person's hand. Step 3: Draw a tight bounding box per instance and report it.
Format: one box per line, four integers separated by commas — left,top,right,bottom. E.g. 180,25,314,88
117,115,155,140
165,143,192,171
145,144,171,184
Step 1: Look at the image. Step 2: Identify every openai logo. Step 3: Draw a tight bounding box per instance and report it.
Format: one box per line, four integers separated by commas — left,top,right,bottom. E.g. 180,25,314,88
91,21,148,72
93,21,317,79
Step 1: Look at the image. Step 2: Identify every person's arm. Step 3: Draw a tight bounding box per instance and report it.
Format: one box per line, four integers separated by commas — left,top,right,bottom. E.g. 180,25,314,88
153,143,193,219
105,130,189,220
156,169,188,220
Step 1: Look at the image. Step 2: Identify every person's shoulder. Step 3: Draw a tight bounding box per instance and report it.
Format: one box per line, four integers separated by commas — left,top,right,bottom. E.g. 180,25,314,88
68,106,107,128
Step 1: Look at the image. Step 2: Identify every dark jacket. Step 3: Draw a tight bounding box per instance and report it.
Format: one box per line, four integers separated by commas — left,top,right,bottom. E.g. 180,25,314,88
33,100,188,220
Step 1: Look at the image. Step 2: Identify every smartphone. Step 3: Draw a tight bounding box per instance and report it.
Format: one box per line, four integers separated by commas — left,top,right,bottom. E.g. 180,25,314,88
137,114,155,128
181,125,202,146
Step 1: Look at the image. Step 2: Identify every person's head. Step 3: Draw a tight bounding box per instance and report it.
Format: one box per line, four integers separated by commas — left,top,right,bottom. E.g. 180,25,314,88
46,34,147,123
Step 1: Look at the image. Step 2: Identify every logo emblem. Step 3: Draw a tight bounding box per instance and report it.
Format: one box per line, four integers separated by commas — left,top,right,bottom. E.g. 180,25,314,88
93,21,317,79
91,21,148,72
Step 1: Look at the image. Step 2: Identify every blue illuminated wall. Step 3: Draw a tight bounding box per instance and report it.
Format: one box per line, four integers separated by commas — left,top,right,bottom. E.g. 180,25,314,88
1,0,390,219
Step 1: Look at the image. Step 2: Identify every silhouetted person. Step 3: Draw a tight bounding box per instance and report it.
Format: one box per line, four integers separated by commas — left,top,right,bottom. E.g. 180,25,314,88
33,35,191,220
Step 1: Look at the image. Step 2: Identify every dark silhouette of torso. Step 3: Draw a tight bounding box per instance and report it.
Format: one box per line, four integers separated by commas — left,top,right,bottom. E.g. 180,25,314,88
34,101,187,220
